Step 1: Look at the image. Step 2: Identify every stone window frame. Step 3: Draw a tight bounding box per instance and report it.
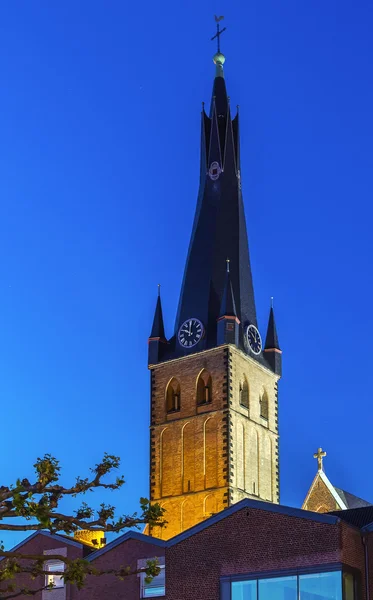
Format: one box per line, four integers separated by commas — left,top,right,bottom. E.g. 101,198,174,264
165,378,181,413
239,377,249,409
196,369,212,406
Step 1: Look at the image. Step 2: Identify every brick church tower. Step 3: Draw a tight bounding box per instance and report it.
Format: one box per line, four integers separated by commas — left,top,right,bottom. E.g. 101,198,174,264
148,45,282,540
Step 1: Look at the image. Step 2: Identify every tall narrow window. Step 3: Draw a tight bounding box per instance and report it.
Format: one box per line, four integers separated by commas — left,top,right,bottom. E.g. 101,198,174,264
142,566,165,598
45,561,65,589
166,378,181,413
239,378,249,408
196,370,212,405
260,391,269,420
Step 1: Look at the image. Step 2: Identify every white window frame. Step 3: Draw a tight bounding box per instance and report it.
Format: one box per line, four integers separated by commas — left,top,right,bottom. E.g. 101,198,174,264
45,560,65,589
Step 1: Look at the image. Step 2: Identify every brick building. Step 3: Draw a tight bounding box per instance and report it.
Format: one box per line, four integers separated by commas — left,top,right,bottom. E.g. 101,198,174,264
6,498,373,599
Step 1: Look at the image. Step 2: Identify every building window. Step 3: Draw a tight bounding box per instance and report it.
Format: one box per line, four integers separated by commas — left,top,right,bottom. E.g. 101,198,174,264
141,566,165,598
299,571,342,600
196,370,212,405
239,378,249,408
45,560,65,589
166,378,181,413
260,391,269,420
229,570,352,600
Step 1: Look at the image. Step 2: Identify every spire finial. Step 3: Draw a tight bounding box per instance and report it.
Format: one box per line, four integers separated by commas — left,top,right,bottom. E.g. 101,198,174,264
226,258,230,273
211,16,226,77
271,296,274,308
211,15,226,54
158,284,161,297
313,447,327,472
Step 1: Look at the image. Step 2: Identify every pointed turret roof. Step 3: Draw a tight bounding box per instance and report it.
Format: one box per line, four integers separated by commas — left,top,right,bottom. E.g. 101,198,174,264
150,287,165,340
265,305,280,350
219,260,237,318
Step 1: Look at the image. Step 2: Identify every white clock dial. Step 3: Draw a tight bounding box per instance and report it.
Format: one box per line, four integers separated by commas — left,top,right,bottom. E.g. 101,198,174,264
246,324,262,355
178,318,204,348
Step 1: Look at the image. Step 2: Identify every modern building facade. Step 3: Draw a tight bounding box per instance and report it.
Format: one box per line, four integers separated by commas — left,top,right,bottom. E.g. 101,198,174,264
6,498,373,599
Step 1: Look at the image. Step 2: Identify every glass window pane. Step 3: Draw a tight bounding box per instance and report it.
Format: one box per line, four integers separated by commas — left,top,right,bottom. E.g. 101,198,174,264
300,571,342,600
47,561,64,572
343,572,354,600
259,576,297,600
232,580,257,600
144,569,165,597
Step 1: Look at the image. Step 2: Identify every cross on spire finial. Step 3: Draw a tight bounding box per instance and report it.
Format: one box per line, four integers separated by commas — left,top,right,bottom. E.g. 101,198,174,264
313,447,327,471
226,258,230,273
211,15,226,53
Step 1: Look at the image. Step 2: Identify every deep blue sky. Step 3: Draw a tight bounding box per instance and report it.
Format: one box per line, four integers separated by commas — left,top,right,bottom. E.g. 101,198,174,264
1,0,373,548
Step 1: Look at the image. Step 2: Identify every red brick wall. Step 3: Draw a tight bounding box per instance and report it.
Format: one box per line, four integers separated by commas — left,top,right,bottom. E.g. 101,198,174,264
150,347,230,539
365,531,373,600
2,533,82,600
166,507,345,600
340,521,366,599
72,538,165,600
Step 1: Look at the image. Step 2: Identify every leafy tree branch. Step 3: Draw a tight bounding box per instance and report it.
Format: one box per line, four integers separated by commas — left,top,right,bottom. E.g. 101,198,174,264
0,454,165,598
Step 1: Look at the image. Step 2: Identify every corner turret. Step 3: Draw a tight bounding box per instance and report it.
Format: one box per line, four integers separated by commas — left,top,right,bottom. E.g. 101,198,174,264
264,301,282,375
148,286,167,365
217,259,240,346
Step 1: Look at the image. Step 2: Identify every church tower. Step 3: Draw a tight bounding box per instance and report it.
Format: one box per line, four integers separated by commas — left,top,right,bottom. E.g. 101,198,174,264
148,40,282,540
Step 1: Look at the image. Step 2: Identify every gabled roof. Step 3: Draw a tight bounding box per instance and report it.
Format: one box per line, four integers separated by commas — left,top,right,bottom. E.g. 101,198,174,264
302,469,371,513
330,506,373,529
0,530,84,562
333,488,371,510
166,497,339,547
87,530,165,562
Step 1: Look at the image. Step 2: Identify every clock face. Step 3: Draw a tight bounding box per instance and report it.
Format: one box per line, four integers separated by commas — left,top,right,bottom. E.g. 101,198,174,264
178,318,204,348
246,324,262,355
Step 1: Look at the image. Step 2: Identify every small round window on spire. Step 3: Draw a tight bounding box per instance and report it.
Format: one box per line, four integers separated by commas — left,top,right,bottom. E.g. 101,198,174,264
209,161,221,180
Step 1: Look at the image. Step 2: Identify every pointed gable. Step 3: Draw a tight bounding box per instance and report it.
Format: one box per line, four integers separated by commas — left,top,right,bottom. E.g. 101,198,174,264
302,449,371,514
302,471,348,513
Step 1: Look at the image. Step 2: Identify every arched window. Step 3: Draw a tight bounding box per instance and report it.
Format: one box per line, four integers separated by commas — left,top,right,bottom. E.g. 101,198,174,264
260,391,269,420
166,378,181,413
196,370,212,405
239,378,249,408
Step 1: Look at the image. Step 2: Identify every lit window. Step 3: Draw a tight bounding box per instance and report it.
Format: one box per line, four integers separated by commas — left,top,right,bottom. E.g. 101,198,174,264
141,566,165,598
45,560,65,589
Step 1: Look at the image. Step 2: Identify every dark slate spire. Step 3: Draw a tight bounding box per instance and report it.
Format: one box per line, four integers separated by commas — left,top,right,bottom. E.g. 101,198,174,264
150,285,165,340
217,259,240,347
219,259,237,318
148,286,166,365
264,302,280,350
264,301,282,375
174,51,258,355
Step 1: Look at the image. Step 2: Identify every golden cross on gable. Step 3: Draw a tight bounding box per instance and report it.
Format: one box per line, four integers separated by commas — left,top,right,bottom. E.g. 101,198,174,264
313,447,327,471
